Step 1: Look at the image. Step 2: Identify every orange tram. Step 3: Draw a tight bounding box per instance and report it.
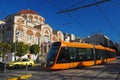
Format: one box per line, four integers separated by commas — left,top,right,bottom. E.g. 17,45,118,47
46,41,116,70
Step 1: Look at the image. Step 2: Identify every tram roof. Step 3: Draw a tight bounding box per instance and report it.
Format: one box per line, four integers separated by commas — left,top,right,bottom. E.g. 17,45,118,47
58,41,115,52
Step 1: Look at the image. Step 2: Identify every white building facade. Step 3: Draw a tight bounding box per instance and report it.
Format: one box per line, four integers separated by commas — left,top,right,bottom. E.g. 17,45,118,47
0,9,66,62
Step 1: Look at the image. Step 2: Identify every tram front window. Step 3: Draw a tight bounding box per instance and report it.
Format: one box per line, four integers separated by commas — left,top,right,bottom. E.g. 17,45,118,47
47,42,61,67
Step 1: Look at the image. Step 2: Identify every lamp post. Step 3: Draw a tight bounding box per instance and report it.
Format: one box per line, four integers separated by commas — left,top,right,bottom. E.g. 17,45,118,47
0,24,3,62
14,31,19,61
0,24,3,42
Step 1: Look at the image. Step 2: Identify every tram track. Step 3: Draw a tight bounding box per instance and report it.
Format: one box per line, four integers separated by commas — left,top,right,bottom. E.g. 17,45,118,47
91,65,111,80
54,60,120,80
90,60,120,80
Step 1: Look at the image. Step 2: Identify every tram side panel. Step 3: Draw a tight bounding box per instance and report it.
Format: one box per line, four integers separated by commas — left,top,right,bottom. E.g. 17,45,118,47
46,42,116,70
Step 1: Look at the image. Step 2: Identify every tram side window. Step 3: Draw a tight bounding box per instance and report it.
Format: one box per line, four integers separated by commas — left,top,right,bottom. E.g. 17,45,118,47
104,51,108,59
95,49,105,60
110,52,113,58
57,47,70,63
102,50,106,59
96,50,102,60
113,52,116,58
85,48,94,60
106,51,109,58
108,51,116,58
77,48,86,61
67,47,77,62
106,51,110,58
111,52,116,58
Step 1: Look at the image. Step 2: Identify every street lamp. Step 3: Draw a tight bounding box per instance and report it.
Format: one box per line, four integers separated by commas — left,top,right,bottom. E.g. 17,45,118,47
0,24,3,42
14,31,19,61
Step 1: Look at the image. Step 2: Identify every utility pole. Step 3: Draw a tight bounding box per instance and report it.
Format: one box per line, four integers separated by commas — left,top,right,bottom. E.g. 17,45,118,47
0,24,3,42
56,0,110,14
0,25,2,42
14,31,19,61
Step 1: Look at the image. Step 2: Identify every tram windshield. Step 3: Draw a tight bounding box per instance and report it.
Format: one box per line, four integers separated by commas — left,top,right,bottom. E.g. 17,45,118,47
47,42,61,66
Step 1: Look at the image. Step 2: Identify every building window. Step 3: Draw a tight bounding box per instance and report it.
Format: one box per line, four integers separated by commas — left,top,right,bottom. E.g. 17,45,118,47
35,37,40,45
34,16,38,21
29,15,33,21
28,34,32,41
16,30,24,39
23,15,27,20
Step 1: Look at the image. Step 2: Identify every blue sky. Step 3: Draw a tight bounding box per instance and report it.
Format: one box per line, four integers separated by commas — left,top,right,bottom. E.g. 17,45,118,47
0,0,120,42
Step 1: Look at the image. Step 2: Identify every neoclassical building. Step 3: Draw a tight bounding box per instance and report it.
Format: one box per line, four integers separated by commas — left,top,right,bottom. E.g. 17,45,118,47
0,9,64,61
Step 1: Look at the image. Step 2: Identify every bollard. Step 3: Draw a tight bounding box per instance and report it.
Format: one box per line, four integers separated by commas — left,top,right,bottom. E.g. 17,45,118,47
3,63,6,75
3,63,6,79
25,64,28,74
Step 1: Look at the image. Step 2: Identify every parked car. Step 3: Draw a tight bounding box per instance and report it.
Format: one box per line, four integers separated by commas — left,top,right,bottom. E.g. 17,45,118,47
7,58,34,68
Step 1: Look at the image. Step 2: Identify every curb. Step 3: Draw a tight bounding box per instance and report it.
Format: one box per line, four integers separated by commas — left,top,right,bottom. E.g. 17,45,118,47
34,64,41,67
6,74,32,80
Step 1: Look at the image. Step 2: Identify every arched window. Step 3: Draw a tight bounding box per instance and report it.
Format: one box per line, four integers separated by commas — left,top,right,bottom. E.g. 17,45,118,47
43,29,50,42
35,32,40,44
29,15,33,21
23,15,27,20
39,17,42,22
26,30,33,41
34,16,38,21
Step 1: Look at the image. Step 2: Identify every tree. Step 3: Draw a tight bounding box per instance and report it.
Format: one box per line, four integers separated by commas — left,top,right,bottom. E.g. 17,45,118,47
0,41,11,61
0,42,3,57
12,42,30,57
0,41,11,56
11,42,16,53
30,44,40,55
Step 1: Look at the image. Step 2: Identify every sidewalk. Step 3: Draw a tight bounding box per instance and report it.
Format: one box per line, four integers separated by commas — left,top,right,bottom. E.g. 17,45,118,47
0,63,42,80
7,74,32,80
0,72,32,80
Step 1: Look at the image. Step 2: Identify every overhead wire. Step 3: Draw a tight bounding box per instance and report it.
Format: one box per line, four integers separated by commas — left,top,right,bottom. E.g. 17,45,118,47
45,0,88,30
94,0,120,41
62,0,85,10
56,0,110,14
45,0,120,41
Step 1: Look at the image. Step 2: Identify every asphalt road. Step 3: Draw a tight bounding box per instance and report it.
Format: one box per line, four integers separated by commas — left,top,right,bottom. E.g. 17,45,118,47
1,59,120,80
29,59,120,80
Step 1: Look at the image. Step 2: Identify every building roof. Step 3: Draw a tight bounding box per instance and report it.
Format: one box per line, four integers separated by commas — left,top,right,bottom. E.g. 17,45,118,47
18,10,39,15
